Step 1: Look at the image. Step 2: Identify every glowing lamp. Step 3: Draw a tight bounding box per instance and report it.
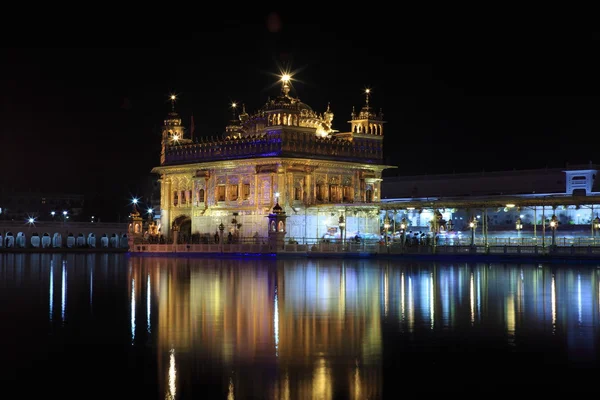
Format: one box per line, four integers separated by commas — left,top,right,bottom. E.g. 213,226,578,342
147,208,153,214
549,215,558,229
63,211,68,216
383,215,390,230
281,74,291,83
132,198,138,205
172,134,180,141
365,88,370,94
506,203,515,208
28,217,34,224
594,216,600,230
515,217,523,230
170,95,176,100
231,102,237,108
51,211,56,216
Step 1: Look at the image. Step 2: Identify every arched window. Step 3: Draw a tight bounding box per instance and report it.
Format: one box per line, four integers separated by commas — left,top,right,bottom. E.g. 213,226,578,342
270,221,276,232
366,189,373,203
278,221,285,232
198,189,205,203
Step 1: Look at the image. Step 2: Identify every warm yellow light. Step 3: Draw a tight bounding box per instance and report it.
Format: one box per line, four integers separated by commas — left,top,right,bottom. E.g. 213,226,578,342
550,221,556,227
506,203,515,208
365,88,370,94
231,102,237,108
172,134,180,141
281,74,291,83
170,95,176,100
469,222,475,228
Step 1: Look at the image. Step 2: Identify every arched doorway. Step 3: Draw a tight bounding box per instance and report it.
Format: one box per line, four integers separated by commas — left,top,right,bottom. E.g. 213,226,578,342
172,215,192,244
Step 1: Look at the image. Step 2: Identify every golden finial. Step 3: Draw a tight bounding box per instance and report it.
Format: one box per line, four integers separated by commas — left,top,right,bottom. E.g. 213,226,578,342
281,73,291,96
326,102,331,113
364,88,371,107
231,102,237,119
170,94,177,112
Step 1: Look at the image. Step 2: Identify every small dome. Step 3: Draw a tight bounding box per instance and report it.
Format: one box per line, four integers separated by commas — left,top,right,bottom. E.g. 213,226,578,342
272,202,283,214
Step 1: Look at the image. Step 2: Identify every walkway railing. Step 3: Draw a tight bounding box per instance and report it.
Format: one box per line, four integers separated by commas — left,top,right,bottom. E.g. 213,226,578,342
130,237,600,257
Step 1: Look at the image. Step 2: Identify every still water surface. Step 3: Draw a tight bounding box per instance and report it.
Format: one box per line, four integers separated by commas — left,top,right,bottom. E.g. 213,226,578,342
1,254,600,397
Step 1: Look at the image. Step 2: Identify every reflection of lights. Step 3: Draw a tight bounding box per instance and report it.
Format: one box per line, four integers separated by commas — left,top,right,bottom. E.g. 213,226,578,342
274,285,279,357
90,265,93,306
227,377,235,400
470,272,474,324
147,273,151,334
312,358,331,399
354,362,362,400
61,261,67,322
383,270,388,317
400,272,405,321
506,295,515,337
131,277,135,344
49,261,54,321
551,274,556,330
578,274,582,324
408,276,414,331
168,349,176,400
430,272,435,329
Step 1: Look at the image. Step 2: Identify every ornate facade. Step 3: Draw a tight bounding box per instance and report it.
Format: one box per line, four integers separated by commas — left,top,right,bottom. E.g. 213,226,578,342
152,76,394,241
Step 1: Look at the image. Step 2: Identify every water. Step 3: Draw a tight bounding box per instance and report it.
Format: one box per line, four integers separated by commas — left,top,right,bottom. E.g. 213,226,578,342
1,254,600,398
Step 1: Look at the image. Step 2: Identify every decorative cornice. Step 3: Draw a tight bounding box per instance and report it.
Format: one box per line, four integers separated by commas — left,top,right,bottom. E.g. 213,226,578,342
152,157,395,175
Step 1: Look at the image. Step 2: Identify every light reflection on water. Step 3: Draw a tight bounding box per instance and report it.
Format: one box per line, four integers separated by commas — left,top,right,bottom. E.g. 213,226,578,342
1,254,600,397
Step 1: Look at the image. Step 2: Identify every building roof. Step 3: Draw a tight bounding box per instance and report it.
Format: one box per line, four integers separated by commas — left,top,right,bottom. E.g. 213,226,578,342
382,164,599,199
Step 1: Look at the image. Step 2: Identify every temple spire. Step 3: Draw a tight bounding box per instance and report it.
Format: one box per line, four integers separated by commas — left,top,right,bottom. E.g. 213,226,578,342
365,88,370,108
231,102,237,119
170,94,177,112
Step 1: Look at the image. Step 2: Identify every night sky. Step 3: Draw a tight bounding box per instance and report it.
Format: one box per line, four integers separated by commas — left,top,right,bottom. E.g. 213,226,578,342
2,12,599,221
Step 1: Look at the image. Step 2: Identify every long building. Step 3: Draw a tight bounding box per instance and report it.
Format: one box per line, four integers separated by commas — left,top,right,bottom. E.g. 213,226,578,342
380,164,600,240
152,75,394,241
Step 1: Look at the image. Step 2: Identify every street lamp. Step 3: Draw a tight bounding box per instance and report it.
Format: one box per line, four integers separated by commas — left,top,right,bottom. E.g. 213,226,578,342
338,215,345,245
516,217,523,238
383,215,390,246
549,214,558,246
469,217,477,246
218,221,225,248
51,211,56,220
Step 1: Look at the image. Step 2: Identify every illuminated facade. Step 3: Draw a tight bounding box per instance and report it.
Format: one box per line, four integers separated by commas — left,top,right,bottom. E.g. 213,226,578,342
152,76,393,241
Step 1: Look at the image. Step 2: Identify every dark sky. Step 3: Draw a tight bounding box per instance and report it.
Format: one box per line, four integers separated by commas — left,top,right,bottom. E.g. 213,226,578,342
2,11,599,220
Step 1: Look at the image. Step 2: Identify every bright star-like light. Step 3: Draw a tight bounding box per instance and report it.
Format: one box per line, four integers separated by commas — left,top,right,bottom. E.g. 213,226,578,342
50,211,56,216
170,94,176,101
365,88,371,94
28,217,35,224
172,134,180,141
231,102,237,108
281,74,291,83
62,211,68,216
147,208,153,214
132,198,138,205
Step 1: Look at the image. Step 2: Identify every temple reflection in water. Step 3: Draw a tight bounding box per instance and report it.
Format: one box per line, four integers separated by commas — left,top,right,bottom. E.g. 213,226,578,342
125,257,600,399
